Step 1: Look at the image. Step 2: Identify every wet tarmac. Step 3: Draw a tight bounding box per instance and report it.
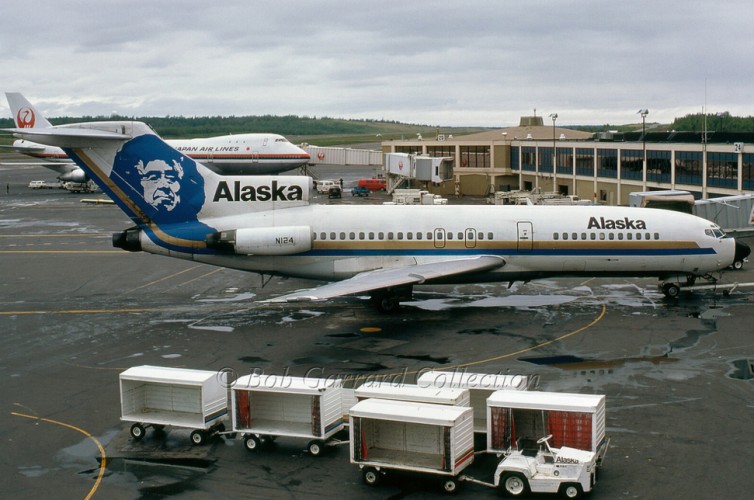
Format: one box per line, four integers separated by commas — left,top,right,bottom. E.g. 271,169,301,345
2,156,754,499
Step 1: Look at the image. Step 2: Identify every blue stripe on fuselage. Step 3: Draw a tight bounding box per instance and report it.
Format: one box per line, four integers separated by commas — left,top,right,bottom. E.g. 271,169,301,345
301,247,716,257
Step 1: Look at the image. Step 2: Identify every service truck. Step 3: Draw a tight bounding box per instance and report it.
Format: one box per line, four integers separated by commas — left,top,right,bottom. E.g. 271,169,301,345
462,434,597,498
231,374,345,456
486,390,608,466
349,398,474,494
119,365,229,445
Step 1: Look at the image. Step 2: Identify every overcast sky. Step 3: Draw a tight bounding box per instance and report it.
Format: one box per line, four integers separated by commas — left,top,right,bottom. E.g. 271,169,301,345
1,1,752,127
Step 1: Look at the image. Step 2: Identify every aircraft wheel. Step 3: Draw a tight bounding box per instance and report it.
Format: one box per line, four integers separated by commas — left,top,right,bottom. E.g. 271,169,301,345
130,423,145,440
662,282,681,298
377,295,400,313
501,472,529,497
733,259,744,270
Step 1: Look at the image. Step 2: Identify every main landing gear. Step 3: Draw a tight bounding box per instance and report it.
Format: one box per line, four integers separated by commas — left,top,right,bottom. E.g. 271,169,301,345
369,285,413,313
660,274,697,298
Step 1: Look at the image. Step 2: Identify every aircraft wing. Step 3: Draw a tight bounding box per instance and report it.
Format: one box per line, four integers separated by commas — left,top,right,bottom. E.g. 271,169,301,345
263,255,505,303
0,143,47,154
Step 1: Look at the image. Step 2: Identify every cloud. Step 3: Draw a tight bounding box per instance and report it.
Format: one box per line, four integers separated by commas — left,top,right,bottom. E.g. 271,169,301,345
2,0,753,127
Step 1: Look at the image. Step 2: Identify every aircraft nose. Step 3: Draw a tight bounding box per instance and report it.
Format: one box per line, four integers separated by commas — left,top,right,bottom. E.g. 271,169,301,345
734,239,751,265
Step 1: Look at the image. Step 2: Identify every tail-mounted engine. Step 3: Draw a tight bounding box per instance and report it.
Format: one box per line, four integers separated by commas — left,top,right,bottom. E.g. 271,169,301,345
112,228,142,252
206,226,312,255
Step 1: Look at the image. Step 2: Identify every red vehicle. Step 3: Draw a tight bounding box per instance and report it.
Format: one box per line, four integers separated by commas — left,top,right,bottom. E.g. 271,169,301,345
358,178,386,191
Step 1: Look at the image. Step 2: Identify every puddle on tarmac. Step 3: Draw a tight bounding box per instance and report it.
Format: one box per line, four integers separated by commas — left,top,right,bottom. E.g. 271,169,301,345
106,457,213,497
238,356,270,364
395,354,450,364
520,354,677,372
727,359,754,380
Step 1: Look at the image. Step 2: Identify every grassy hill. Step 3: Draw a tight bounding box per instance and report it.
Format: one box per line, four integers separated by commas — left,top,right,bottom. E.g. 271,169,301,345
0,115,489,147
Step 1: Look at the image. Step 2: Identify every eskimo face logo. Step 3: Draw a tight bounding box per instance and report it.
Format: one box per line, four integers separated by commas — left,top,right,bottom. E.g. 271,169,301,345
111,134,212,237
135,159,183,211
16,107,36,128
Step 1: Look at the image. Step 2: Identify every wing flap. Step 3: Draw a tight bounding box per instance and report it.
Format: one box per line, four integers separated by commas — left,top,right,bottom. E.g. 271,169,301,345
263,255,505,303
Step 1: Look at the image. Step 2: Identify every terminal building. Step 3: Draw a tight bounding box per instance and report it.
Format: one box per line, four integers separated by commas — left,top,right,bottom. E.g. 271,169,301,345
381,115,754,205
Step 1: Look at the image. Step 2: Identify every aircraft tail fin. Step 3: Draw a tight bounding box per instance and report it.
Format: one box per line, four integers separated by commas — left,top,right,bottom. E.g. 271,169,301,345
5,92,54,128
5,121,311,252
6,122,214,235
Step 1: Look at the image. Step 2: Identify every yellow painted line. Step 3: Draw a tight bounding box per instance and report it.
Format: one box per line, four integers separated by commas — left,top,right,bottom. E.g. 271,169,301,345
126,265,206,292
450,303,606,370
0,234,110,238
0,250,122,254
360,327,383,333
0,308,158,315
377,303,607,377
175,268,225,287
11,411,106,500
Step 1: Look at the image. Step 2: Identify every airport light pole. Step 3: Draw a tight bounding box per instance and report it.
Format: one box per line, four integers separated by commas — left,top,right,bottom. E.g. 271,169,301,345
549,113,558,193
638,109,649,191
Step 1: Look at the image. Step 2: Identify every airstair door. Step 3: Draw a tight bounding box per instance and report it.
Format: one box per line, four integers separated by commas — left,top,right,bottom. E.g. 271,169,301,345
517,221,533,252
434,228,446,248
465,228,477,248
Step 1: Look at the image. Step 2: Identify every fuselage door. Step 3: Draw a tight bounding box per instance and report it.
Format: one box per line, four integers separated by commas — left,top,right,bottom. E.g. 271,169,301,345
465,228,477,248
434,228,446,248
517,221,533,252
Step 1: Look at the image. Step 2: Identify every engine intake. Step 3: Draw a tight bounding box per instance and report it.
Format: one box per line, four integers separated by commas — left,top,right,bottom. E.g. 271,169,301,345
113,228,142,252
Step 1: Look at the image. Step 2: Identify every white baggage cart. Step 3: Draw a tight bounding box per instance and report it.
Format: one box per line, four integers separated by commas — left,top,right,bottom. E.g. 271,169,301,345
418,370,530,433
354,382,470,407
232,374,345,456
119,365,229,445
349,398,474,494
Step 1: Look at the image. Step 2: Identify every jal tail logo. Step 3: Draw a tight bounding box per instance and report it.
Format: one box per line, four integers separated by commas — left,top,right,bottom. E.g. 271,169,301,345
16,107,35,128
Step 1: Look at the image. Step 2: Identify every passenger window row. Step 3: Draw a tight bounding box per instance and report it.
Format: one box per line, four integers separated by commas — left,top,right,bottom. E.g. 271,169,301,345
313,231,496,241
552,232,660,241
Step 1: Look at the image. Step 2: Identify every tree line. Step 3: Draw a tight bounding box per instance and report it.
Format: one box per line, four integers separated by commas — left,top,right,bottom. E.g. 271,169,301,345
0,115,485,141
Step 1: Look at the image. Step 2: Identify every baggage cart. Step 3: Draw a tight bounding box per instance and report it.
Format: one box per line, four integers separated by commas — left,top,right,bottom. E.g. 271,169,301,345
119,365,229,445
232,374,345,456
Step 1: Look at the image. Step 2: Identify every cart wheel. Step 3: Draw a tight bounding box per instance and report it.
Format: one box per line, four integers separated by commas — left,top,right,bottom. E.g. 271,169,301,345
362,467,381,486
441,478,459,494
244,435,261,451
307,439,325,456
560,482,583,499
501,472,529,497
190,430,207,446
130,423,145,440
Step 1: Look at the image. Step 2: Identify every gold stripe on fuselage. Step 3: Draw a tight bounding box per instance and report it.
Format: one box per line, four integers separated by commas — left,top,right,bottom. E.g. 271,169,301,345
74,149,206,250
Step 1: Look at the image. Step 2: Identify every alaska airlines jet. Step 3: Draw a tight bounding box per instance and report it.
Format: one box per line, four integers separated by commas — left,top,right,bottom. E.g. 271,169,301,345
2,93,310,181
7,121,750,311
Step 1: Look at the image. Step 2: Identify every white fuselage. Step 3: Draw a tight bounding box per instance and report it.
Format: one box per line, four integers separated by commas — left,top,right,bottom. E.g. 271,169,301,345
140,203,736,283
12,133,310,175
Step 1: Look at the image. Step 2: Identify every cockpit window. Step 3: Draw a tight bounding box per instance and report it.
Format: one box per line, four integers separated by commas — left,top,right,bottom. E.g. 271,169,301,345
705,228,725,238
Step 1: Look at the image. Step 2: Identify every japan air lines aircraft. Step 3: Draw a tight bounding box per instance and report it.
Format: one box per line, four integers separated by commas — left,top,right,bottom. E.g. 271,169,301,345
7,120,750,311
3,92,310,182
